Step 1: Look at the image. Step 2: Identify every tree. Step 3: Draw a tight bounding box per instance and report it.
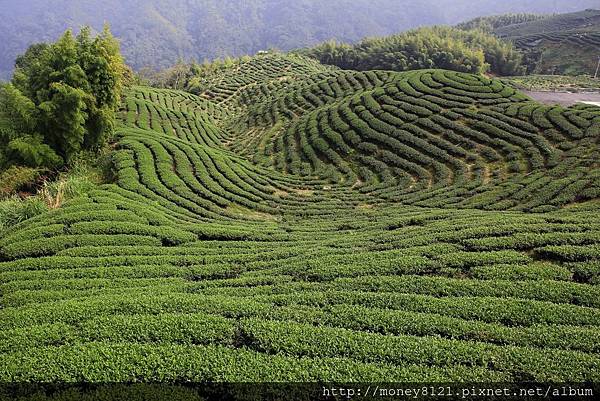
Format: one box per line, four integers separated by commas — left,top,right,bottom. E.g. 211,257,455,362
38,82,89,159
1,25,126,169
0,83,62,168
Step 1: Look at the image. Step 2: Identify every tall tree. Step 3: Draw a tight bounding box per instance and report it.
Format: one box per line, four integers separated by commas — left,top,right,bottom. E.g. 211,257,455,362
1,26,126,168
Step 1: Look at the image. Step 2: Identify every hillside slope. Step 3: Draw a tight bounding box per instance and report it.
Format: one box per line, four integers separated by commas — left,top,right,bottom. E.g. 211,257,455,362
494,9,600,75
495,9,600,37
2,0,600,79
1,54,600,384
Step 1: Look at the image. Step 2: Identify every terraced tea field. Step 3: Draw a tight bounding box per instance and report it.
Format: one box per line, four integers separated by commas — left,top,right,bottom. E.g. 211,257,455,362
494,9,600,75
1,54,600,383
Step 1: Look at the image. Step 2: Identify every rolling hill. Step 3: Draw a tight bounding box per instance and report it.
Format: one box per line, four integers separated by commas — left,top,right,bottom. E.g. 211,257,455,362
470,9,600,75
1,0,600,80
1,54,600,387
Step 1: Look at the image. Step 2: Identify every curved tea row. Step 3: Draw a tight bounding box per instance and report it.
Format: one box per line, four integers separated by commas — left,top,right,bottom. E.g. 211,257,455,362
0,54,599,382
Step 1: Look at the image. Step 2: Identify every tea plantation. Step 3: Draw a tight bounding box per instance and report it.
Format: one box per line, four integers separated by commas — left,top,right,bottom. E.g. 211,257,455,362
493,9,600,75
1,54,600,383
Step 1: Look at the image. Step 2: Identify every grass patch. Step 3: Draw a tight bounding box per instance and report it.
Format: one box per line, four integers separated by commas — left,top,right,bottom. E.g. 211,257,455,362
0,196,48,231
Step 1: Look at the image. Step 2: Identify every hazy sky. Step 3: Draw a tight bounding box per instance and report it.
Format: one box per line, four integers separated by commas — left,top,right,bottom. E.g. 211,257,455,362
1,0,598,78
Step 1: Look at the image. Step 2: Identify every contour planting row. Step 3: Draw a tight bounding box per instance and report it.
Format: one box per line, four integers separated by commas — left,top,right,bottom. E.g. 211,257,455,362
0,290,599,381
236,68,598,210
1,55,599,383
512,31,600,51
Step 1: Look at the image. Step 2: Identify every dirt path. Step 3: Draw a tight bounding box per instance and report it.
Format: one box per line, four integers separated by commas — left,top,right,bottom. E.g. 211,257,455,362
523,91,600,106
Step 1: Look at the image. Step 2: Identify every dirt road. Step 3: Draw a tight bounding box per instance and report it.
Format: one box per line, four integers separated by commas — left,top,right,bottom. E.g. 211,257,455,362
523,91,600,106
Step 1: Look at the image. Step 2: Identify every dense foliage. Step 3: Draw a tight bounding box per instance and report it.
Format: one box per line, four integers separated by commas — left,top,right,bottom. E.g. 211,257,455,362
0,54,599,385
0,27,125,169
1,0,598,79
301,27,525,76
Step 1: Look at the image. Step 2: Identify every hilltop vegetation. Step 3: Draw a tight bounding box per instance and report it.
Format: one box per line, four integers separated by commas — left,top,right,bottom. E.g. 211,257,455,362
1,0,600,79
301,26,524,76
0,53,599,386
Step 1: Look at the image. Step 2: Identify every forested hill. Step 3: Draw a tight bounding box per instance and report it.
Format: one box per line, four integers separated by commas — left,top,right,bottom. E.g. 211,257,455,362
1,0,599,79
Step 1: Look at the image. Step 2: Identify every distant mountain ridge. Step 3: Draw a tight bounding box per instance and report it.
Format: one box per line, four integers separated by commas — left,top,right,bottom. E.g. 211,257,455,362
1,0,599,79
494,8,600,37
